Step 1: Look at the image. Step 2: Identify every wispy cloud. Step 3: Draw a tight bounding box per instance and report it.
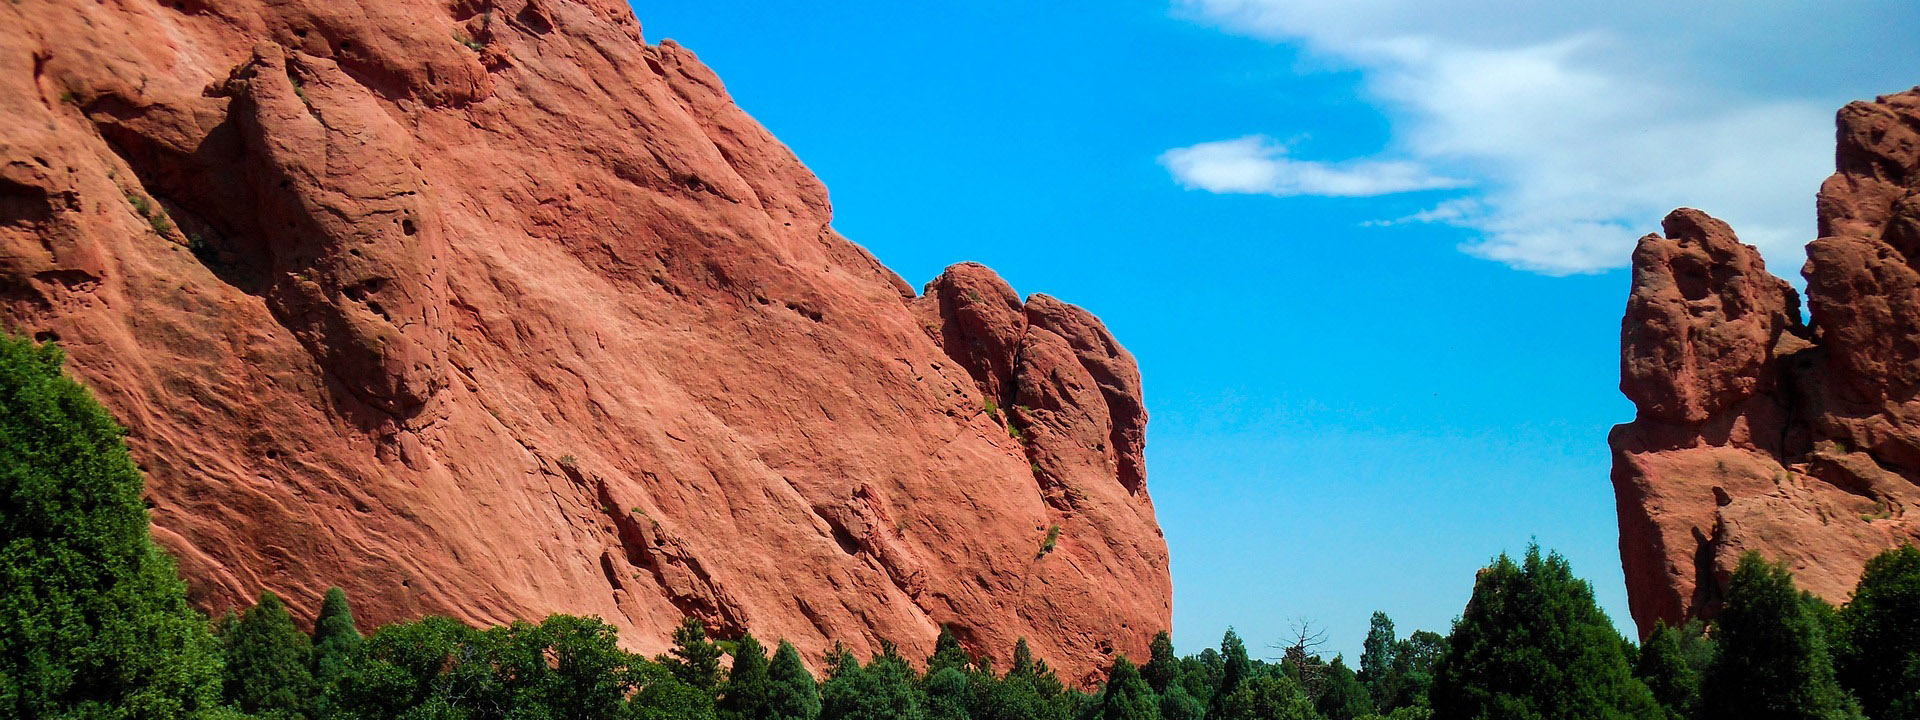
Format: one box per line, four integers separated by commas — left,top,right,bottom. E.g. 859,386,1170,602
1164,0,1920,275
1161,135,1464,197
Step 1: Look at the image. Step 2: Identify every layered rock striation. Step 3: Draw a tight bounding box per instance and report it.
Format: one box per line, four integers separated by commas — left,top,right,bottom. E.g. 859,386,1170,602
0,0,1169,679
1613,88,1920,635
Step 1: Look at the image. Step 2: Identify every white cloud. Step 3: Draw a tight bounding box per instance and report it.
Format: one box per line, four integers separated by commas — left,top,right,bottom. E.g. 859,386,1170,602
1160,135,1465,197
1165,0,1920,275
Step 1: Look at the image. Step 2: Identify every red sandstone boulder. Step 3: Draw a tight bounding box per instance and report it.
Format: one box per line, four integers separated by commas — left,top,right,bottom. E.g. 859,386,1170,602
1614,87,1920,636
0,0,1168,680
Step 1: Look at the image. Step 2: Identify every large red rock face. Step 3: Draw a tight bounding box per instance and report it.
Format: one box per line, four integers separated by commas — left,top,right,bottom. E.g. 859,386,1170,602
1613,88,1920,636
0,0,1169,680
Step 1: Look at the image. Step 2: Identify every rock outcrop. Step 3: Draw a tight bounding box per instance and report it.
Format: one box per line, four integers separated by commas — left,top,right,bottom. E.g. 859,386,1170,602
0,0,1169,680
1613,88,1920,635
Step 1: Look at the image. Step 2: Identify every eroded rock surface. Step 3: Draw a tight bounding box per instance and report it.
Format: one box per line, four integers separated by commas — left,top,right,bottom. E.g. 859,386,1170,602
0,0,1168,680
1614,88,1920,635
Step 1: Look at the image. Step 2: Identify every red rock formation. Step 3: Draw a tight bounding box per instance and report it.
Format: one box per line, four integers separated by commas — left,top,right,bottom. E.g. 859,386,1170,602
1613,88,1920,636
0,0,1169,680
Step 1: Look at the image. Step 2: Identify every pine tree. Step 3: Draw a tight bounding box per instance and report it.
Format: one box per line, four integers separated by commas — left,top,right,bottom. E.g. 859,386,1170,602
1635,620,1712,720
1360,612,1397,700
923,666,969,720
1318,657,1376,720
927,625,971,676
1098,656,1159,720
1700,552,1862,720
719,632,772,720
309,586,362,688
820,643,925,720
1836,545,1920,720
1210,627,1251,717
767,640,822,720
0,334,224,719
1158,683,1204,720
1142,631,1178,695
222,589,315,718
1010,638,1037,679
663,616,726,692
1428,545,1661,720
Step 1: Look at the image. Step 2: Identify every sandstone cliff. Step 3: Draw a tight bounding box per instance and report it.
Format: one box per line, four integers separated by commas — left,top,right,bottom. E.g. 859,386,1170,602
1613,88,1920,634
0,0,1169,679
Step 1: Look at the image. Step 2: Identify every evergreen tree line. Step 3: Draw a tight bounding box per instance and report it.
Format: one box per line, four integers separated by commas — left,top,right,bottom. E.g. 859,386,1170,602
9,334,1920,720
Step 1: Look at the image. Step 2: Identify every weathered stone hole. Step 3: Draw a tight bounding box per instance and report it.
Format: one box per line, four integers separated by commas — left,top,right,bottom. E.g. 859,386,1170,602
1673,258,1712,302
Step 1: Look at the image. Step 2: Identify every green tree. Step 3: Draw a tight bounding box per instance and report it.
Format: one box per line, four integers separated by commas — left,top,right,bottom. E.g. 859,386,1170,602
512,614,642,717
720,632,772,720
1158,683,1204,720
820,644,925,720
1319,657,1376,720
927,626,971,677
1217,674,1317,720
322,615,478,718
221,590,315,718
1360,612,1397,691
0,334,224,719
1700,552,1862,720
923,666,970,720
1429,545,1660,720
1634,620,1712,720
663,616,726,693
309,587,362,688
1142,631,1178,695
1210,627,1252,717
1010,638,1038,680
1837,545,1920,720
767,640,823,720
1384,630,1446,710
1099,656,1159,720
632,659,721,720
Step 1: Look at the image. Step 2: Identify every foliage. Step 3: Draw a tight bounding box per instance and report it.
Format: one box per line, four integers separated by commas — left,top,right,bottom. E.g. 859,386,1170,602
309,586,362,689
927,626,972,677
1096,656,1157,720
1428,544,1661,720
1700,552,1863,720
1360,612,1396,692
221,590,315,718
1635,620,1712,720
1216,674,1318,720
821,643,926,720
1836,545,1920,720
664,616,727,692
1210,627,1252,717
767,640,823,720
0,333,225,719
1037,526,1061,559
1316,657,1375,720
721,632,774,720
1158,683,1204,720
1142,631,1178,695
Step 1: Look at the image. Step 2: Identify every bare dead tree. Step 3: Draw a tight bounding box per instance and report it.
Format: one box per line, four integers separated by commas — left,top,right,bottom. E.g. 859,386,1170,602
1267,617,1332,697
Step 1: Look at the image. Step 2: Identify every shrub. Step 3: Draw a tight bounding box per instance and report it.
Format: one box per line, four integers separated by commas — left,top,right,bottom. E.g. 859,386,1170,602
0,333,225,718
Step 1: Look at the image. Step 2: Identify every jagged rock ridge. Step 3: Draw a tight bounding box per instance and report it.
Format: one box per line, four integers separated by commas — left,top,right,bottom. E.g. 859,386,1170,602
1613,88,1920,634
0,0,1170,680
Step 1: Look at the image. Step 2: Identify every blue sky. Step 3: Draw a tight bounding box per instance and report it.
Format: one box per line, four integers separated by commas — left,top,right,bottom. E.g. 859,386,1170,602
632,1,1920,660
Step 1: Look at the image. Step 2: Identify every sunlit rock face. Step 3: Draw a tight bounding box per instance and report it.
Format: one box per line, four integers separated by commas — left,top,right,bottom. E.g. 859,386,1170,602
1613,88,1920,637
0,0,1169,681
